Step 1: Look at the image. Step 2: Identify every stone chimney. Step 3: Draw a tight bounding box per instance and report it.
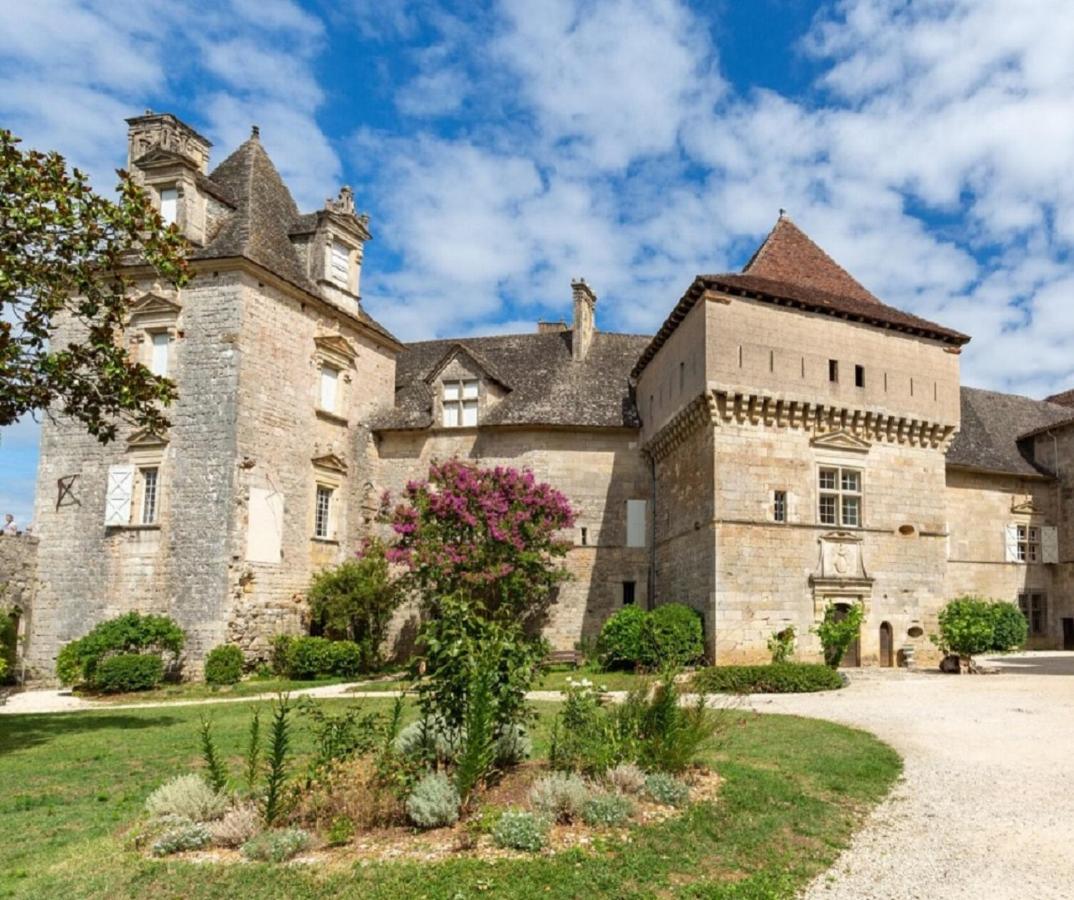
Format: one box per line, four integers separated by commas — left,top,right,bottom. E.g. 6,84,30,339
571,278,597,362
126,111,212,175
537,320,568,333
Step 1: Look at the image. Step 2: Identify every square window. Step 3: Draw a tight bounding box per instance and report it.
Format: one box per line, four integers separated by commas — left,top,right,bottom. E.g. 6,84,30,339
841,470,861,493
818,466,863,528
819,468,837,491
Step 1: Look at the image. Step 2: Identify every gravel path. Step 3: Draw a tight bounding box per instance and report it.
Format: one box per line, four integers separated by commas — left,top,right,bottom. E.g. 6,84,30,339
737,653,1074,900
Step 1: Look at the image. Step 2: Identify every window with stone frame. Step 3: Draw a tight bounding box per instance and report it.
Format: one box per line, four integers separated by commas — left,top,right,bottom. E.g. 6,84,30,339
818,466,862,528
1017,524,1041,562
329,240,350,287
159,186,178,226
319,364,340,413
149,331,170,377
773,490,787,523
1018,591,1047,635
139,467,160,525
314,484,334,539
442,379,479,427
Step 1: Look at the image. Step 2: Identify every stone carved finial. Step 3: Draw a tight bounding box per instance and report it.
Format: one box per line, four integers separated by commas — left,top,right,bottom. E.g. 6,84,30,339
326,185,356,216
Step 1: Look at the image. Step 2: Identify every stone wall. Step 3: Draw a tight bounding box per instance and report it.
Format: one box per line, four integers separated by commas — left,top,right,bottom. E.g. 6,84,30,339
0,536,37,670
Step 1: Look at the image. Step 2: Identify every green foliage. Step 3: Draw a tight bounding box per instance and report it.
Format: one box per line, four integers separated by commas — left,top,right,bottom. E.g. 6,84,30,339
150,821,212,857
56,612,185,686
90,653,163,693
644,773,690,807
632,673,713,774
0,609,17,683
767,625,796,664
494,723,532,766
262,697,292,826
454,649,499,807
326,816,355,846
492,809,548,851
244,708,261,793
640,604,705,668
813,602,864,668
989,601,1029,652
241,827,311,863
307,539,401,664
0,129,189,437
144,774,228,822
405,772,460,828
297,697,384,774
199,716,228,793
528,772,589,823
596,605,648,670
580,792,634,827
933,596,996,660
204,644,244,686
272,635,371,680
692,662,845,694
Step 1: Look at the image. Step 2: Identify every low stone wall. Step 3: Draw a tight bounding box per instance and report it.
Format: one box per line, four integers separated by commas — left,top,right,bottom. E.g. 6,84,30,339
0,535,37,613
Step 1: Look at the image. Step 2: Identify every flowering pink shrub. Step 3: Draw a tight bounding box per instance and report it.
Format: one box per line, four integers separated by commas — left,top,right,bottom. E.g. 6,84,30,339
385,459,575,624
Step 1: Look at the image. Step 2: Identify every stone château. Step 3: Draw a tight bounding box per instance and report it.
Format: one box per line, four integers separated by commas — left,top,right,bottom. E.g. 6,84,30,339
16,113,1074,676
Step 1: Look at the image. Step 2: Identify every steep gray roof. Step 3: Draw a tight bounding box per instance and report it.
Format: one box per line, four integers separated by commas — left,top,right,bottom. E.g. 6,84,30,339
370,330,650,431
947,387,1072,478
191,136,398,345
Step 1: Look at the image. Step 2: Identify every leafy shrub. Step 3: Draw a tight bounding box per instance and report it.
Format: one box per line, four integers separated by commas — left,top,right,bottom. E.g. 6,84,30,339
640,604,705,669
209,803,260,848
604,763,646,795
327,640,370,677
406,772,460,828
597,605,648,670
285,636,334,679
767,626,796,664
644,773,690,807
274,636,370,679
933,596,996,662
990,601,1028,652
151,821,212,856
262,697,292,826
145,774,228,822
632,674,714,774
299,697,384,772
241,827,311,862
392,717,459,763
270,634,293,676
56,612,184,686
495,723,532,766
581,792,634,827
528,772,589,823
91,652,163,692
199,716,229,792
814,602,864,668
290,757,405,832
204,644,244,685
455,648,499,807
691,662,844,694
492,810,548,851
548,677,622,775
326,815,355,846
307,540,401,663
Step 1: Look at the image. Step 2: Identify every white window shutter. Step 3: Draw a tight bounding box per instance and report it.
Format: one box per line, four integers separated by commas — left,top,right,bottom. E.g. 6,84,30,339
159,188,178,225
626,499,647,548
1043,526,1059,564
104,464,135,526
1004,524,1019,562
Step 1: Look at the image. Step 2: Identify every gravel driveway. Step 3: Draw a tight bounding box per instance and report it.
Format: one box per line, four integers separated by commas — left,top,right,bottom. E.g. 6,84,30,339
738,652,1074,900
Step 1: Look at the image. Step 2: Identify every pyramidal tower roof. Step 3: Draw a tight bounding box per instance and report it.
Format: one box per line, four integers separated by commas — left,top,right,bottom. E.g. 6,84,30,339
742,214,880,305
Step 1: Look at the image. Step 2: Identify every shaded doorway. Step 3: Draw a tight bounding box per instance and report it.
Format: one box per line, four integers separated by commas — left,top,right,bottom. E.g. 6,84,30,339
1063,618,1074,651
834,603,861,667
879,621,893,667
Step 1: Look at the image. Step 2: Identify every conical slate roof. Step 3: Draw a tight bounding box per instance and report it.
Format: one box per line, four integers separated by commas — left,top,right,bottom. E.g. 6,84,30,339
742,214,880,304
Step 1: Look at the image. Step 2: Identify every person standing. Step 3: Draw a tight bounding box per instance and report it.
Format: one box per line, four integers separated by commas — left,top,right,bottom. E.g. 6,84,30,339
2,514,17,536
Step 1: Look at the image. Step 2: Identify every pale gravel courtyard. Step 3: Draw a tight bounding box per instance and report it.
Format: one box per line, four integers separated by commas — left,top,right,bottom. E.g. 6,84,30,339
735,652,1074,900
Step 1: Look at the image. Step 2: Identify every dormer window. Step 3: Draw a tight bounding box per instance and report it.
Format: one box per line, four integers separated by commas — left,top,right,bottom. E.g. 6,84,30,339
159,187,178,226
443,379,478,427
330,240,350,288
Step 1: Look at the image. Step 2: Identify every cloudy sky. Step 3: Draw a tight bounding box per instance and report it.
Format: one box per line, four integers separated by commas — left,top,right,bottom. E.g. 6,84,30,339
3,0,1074,525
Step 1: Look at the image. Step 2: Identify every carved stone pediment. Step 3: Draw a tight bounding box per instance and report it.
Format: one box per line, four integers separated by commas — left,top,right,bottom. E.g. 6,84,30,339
127,428,169,448
1011,497,1039,515
810,430,871,453
314,334,357,365
311,453,347,474
127,292,181,324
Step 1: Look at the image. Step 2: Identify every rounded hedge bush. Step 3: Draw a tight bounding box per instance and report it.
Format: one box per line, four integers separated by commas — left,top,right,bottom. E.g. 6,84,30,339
271,635,371,679
596,605,649,670
91,653,164,693
204,644,244,685
56,612,184,686
691,662,844,694
990,601,1028,652
639,603,704,669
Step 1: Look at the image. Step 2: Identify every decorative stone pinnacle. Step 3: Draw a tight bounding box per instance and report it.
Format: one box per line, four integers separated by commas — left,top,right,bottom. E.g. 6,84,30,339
326,185,356,216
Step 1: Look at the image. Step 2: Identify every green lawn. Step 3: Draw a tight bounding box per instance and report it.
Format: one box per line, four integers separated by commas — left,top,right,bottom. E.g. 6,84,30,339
345,667,648,694
76,675,352,703
0,698,900,899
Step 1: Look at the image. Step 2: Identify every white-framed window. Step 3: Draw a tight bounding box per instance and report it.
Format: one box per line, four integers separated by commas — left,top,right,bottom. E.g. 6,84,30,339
319,365,339,413
140,467,159,524
442,379,478,427
330,241,350,287
626,499,647,548
1017,525,1041,562
149,332,170,377
159,187,178,226
819,466,862,527
773,490,787,523
1018,591,1047,636
314,484,333,539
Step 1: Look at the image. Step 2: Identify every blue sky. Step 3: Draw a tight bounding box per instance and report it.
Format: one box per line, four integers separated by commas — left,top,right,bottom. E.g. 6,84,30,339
4,0,1074,526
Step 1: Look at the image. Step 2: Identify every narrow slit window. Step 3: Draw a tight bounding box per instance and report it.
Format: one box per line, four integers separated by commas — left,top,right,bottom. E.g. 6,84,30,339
854,365,865,388
801,357,805,378
773,490,787,523
738,345,743,368
679,361,685,393
828,359,839,382
884,372,888,392
580,526,588,546
910,377,915,396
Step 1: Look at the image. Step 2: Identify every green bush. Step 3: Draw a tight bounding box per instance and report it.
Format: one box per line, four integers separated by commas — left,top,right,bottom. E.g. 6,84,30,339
990,601,1028,652
241,827,311,863
691,662,844,694
405,772,460,828
272,636,370,679
145,774,228,822
91,653,163,693
581,792,634,827
151,821,212,856
492,809,548,851
597,605,648,670
56,612,185,686
813,602,864,668
640,604,705,668
204,644,244,685
327,639,369,677
644,772,690,807
528,772,589,823
767,625,796,663
934,597,995,661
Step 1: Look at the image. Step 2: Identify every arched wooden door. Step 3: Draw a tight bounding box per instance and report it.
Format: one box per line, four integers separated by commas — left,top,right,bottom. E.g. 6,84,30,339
834,603,861,667
879,621,894,668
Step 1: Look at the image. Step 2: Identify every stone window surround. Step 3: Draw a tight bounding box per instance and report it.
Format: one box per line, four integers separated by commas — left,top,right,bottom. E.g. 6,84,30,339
311,456,346,543
319,233,361,295
818,465,863,529
441,378,479,428
1018,590,1047,635
312,335,356,424
105,439,167,531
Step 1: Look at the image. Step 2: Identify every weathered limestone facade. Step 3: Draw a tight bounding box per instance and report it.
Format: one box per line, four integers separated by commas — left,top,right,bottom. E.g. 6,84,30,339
22,113,1074,676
